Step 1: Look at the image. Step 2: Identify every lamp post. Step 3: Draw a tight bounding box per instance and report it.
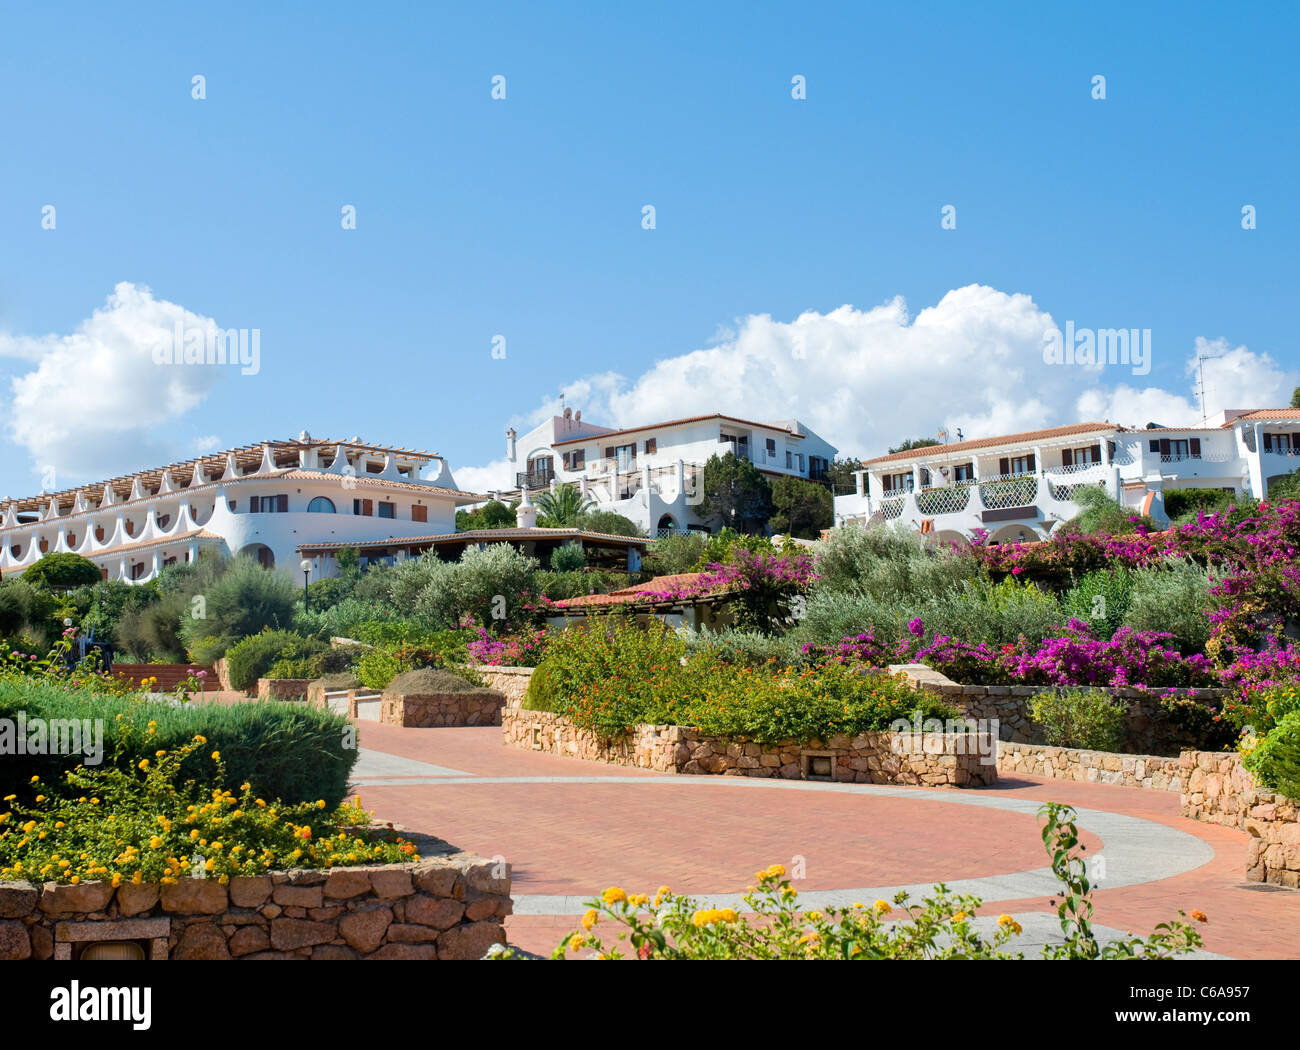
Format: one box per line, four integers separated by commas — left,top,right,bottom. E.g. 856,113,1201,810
300,558,312,613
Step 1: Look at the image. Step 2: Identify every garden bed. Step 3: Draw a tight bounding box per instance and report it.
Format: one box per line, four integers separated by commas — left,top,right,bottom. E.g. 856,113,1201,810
501,708,997,787
0,848,511,960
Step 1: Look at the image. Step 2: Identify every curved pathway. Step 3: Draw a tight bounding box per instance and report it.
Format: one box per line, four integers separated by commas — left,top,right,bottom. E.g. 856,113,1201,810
351,723,1300,959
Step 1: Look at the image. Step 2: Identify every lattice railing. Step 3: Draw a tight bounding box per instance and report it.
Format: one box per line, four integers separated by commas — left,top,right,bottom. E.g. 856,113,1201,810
877,497,906,520
914,485,971,516
1047,478,1103,502
978,474,1038,509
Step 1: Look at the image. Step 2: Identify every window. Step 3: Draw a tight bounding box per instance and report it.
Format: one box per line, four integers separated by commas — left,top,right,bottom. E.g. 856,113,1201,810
610,444,636,472
1063,445,1102,467
377,502,395,519
953,463,975,483
411,504,427,523
1263,432,1299,454
249,495,288,513
645,438,657,455
562,449,585,471
808,456,828,480
785,450,792,469
796,453,805,473
765,438,776,463
999,455,1036,476
353,498,374,516
882,473,914,493
307,497,336,513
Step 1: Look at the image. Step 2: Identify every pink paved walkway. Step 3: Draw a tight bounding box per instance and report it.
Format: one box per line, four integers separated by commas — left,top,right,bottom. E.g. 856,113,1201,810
350,723,1300,959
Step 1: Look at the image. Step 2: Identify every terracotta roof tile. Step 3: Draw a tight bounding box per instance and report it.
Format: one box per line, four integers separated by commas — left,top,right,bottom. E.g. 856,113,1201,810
862,423,1118,466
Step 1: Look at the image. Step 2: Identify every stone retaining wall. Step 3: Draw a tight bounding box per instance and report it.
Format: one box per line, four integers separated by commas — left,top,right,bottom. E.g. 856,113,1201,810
1178,752,1299,889
474,666,533,708
997,741,1188,790
381,687,505,728
257,677,312,701
113,664,214,692
501,708,996,787
0,851,510,961
891,664,1230,754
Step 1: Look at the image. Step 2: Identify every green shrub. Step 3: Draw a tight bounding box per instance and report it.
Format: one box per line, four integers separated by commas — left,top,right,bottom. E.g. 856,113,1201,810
314,646,364,675
0,680,357,808
1243,709,1300,798
1029,688,1126,750
1122,559,1212,653
684,627,804,668
522,661,558,712
576,510,643,537
177,555,299,657
356,648,404,690
0,583,28,636
549,544,587,572
691,528,777,571
1068,486,1152,535
645,532,707,576
224,630,323,691
1063,568,1135,636
266,656,316,680
811,523,980,601
20,553,103,590
387,544,539,630
1164,487,1239,522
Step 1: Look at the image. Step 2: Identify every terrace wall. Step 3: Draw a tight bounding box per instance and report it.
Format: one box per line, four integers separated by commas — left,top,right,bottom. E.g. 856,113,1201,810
474,666,533,708
380,686,505,728
891,664,1230,754
501,708,996,786
0,851,511,960
257,677,312,701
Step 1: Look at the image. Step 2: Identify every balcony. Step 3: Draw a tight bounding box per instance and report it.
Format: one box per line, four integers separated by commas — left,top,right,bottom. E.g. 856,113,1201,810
515,469,554,490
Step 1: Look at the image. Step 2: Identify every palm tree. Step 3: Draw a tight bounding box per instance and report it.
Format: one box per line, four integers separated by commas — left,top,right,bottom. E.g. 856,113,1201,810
534,483,595,527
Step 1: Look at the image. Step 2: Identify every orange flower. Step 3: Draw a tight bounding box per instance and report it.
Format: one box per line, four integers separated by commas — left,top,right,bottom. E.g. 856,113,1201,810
1190,909,1208,923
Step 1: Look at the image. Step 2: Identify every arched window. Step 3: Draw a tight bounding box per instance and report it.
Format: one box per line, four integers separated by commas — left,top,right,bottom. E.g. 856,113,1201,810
307,497,336,513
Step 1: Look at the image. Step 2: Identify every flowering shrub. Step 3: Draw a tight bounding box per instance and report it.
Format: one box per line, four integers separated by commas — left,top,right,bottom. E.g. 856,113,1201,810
1243,709,1300,798
637,549,817,635
549,804,1204,960
526,615,956,742
467,624,549,667
0,736,416,885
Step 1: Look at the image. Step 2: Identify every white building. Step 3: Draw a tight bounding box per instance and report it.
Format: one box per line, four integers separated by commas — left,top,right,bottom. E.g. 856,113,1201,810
0,436,484,584
499,410,839,535
832,408,1300,544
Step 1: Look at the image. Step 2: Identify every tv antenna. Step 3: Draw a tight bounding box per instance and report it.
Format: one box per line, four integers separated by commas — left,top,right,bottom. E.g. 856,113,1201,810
1195,347,1224,424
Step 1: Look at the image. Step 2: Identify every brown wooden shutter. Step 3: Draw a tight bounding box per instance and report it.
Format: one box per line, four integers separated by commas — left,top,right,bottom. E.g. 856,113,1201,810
277,494,288,513
1159,438,1171,456
1089,444,1101,463
95,526,104,542
1026,453,1036,472
999,457,1010,475
1292,433,1300,450
1062,449,1073,467
1189,438,1201,458
249,497,260,514
1263,433,1273,451
125,521,134,536
363,499,373,516
67,534,76,547
412,504,427,523
604,446,614,461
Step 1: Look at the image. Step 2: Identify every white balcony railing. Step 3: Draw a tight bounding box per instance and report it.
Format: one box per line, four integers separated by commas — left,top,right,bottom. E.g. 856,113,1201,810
913,485,972,516
978,473,1039,509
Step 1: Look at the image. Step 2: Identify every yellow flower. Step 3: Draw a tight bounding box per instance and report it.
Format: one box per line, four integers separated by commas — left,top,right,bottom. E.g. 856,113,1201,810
952,911,968,922
873,900,891,915
568,934,585,952
138,759,149,770
582,909,599,931
765,864,786,879
22,820,36,833
602,887,627,905
211,751,220,761
997,914,1022,935
35,794,45,802
190,829,200,840
149,836,163,849
808,910,822,921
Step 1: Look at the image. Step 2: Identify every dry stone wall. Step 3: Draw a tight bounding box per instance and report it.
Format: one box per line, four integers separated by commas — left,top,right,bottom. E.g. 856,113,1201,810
0,851,510,960
501,709,996,787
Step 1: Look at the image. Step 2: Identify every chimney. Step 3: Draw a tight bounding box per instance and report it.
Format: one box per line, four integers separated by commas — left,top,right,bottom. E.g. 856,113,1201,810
516,487,537,528
506,428,517,463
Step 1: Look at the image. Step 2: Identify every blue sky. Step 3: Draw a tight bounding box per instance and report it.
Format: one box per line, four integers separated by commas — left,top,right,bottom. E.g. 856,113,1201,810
1,1,1296,497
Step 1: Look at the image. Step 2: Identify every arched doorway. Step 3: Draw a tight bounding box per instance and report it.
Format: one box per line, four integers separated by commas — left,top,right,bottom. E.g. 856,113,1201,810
657,513,678,535
237,543,275,570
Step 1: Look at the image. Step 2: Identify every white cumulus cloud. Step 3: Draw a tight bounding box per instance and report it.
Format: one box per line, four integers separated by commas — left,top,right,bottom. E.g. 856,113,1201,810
0,282,229,486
